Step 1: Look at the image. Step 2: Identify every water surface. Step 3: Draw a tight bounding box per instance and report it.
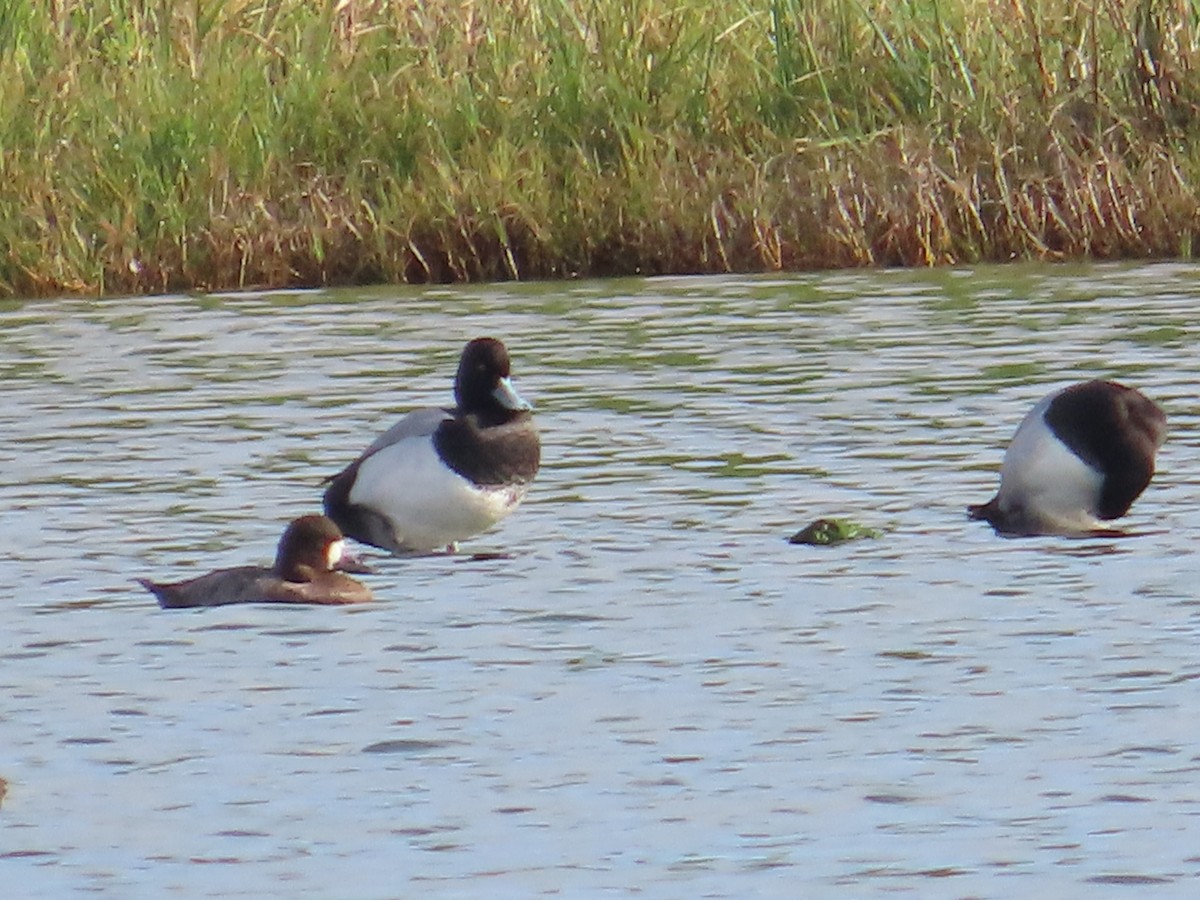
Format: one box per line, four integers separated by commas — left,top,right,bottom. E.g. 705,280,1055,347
2,263,1199,896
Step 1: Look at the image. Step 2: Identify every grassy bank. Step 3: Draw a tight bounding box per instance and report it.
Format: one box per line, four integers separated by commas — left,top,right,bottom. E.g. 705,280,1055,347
2,0,1199,297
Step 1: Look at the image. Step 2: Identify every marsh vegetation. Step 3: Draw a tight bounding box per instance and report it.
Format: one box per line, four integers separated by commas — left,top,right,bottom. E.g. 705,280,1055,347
2,0,1199,296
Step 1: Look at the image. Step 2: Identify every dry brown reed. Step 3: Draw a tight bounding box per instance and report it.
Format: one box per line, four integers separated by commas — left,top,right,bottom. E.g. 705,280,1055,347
2,0,1200,296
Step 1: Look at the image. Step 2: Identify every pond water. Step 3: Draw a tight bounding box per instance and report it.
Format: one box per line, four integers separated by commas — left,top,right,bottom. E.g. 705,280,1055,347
2,263,1198,897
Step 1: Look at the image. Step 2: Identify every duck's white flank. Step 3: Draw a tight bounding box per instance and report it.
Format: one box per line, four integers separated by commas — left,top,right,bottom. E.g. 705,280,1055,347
994,391,1105,533
348,436,528,552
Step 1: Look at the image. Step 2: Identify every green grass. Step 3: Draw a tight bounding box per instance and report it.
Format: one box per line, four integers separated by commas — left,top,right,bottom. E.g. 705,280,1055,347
2,0,1200,296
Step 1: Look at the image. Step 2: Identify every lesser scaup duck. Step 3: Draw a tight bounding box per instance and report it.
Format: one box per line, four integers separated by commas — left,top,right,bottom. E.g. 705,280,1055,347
323,337,540,554
138,514,373,608
969,380,1166,536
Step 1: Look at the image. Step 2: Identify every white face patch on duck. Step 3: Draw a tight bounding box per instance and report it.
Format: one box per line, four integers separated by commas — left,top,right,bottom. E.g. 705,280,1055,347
325,539,345,571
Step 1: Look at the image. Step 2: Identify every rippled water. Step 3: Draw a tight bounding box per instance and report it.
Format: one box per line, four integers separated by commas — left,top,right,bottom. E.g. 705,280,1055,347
3,263,1199,896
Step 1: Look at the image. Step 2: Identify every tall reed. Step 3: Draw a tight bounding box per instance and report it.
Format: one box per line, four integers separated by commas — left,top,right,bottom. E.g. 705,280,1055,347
1,0,1198,296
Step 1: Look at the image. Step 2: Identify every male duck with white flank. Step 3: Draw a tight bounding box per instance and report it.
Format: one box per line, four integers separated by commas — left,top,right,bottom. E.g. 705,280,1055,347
969,379,1166,536
323,337,540,555
139,514,373,608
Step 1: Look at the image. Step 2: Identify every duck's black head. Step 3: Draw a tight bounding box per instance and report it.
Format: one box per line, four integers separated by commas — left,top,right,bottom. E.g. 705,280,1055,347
453,337,531,419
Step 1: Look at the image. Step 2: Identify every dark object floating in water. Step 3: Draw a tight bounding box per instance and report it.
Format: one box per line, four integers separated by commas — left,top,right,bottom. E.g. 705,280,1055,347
362,739,448,754
789,518,881,545
463,550,514,562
